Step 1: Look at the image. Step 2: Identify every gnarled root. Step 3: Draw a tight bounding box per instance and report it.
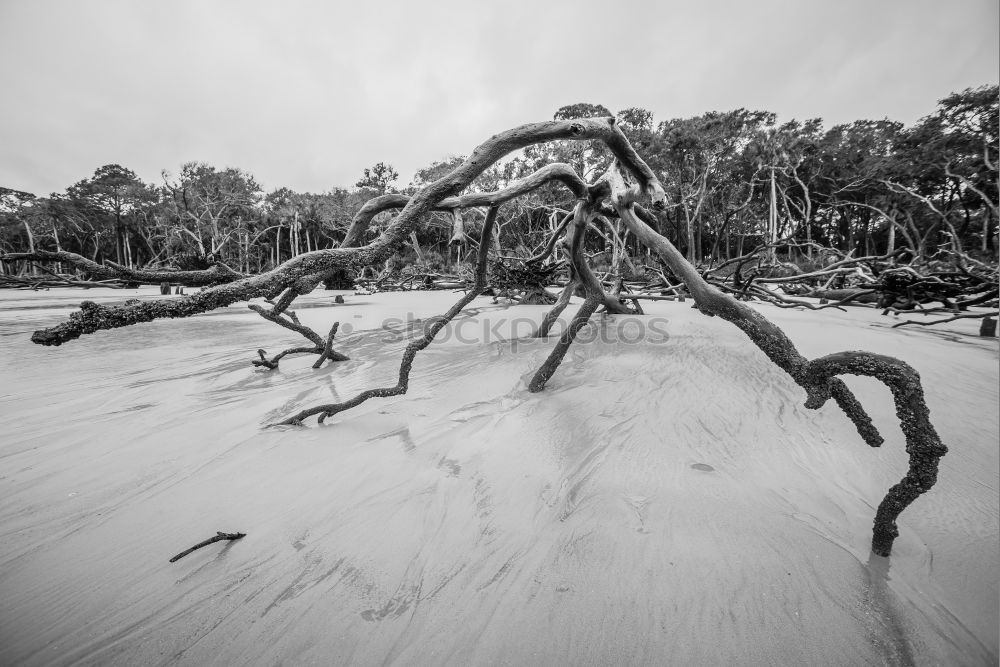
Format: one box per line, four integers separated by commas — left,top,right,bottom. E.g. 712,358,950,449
804,352,947,556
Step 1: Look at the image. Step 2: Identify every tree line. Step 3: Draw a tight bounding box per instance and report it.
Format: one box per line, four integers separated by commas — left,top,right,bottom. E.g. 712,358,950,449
1,84,995,278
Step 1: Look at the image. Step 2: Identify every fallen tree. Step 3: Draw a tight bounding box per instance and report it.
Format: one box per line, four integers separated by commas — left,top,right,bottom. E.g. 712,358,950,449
695,242,998,323
0,249,245,287
21,117,950,557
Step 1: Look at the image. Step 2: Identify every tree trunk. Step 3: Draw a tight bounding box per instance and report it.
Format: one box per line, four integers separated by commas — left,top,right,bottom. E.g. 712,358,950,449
410,231,425,264
684,206,695,264
275,224,282,269
23,221,36,276
52,224,62,274
983,212,990,253
768,168,778,262
805,215,812,260
114,210,123,265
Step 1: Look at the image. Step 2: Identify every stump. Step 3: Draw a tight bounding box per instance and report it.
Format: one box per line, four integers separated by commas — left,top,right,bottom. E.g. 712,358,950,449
159,282,171,295
980,316,997,337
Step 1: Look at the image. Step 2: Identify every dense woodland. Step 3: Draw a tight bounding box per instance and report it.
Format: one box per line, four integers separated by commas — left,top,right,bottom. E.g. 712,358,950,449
1,85,996,281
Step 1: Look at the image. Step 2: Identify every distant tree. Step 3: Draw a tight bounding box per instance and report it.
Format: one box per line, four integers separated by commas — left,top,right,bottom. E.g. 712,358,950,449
553,103,612,120
67,165,152,266
888,85,998,253
0,188,38,260
162,162,262,264
355,162,399,194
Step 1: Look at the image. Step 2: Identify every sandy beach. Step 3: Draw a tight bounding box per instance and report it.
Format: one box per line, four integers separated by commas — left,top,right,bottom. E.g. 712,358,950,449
1,288,996,666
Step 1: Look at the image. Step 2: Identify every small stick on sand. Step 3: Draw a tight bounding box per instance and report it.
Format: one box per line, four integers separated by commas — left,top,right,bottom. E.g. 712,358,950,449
169,531,246,563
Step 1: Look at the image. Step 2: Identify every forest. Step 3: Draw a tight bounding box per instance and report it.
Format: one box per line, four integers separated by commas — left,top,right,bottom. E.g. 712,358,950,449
2,85,996,283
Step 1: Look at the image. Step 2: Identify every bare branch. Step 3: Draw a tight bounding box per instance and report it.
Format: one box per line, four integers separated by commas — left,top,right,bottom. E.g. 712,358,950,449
276,206,501,425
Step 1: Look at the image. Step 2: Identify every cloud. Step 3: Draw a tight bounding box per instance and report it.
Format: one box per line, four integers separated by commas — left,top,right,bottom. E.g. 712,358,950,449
0,0,996,195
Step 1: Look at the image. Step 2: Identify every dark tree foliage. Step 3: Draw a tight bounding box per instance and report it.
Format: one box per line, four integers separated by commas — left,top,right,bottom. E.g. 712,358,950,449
2,85,996,273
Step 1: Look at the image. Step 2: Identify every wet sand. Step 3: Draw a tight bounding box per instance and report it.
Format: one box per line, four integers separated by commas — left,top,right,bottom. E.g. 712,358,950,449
0,288,996,665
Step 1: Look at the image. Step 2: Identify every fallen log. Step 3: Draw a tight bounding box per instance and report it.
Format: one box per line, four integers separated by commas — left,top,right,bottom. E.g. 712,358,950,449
0,250,244,287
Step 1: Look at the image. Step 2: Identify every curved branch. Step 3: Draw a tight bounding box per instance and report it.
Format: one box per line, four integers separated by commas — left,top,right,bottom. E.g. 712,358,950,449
804,353,947,556
340,162,589,247
31,119,665,347
249,303,323,346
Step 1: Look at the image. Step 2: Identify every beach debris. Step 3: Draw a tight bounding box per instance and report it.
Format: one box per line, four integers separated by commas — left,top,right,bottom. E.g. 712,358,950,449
169,531,246,563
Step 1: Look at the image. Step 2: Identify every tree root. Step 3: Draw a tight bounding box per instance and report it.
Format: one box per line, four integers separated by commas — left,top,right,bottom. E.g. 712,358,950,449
169,531,246,562
804,353,947,556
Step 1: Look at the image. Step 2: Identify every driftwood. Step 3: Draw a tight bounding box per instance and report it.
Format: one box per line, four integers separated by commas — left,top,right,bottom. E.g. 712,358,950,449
0,273,131,290
892,311,1000,329
23,117,951,557
169,532,246,563
0,250,244,287
249,288,349,370
698,242,997,323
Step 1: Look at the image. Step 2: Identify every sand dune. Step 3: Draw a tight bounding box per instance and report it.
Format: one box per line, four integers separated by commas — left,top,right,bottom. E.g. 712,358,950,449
0,288,996,666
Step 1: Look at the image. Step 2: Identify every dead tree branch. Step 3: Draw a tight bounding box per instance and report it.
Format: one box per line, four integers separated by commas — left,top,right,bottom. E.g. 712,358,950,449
1,249,244,286
169,531,246,563
277,206,500,425
891,311,999,328
249,288,348,369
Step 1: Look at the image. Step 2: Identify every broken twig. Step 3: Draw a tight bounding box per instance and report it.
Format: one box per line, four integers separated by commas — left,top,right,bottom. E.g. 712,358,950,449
169,531,246,563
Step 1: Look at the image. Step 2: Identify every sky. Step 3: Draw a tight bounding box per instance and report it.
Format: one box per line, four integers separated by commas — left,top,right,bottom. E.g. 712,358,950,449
0,0,996,197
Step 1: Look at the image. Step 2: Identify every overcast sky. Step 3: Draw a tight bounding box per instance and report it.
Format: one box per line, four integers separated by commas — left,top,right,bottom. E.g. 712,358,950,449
1,0,996,196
